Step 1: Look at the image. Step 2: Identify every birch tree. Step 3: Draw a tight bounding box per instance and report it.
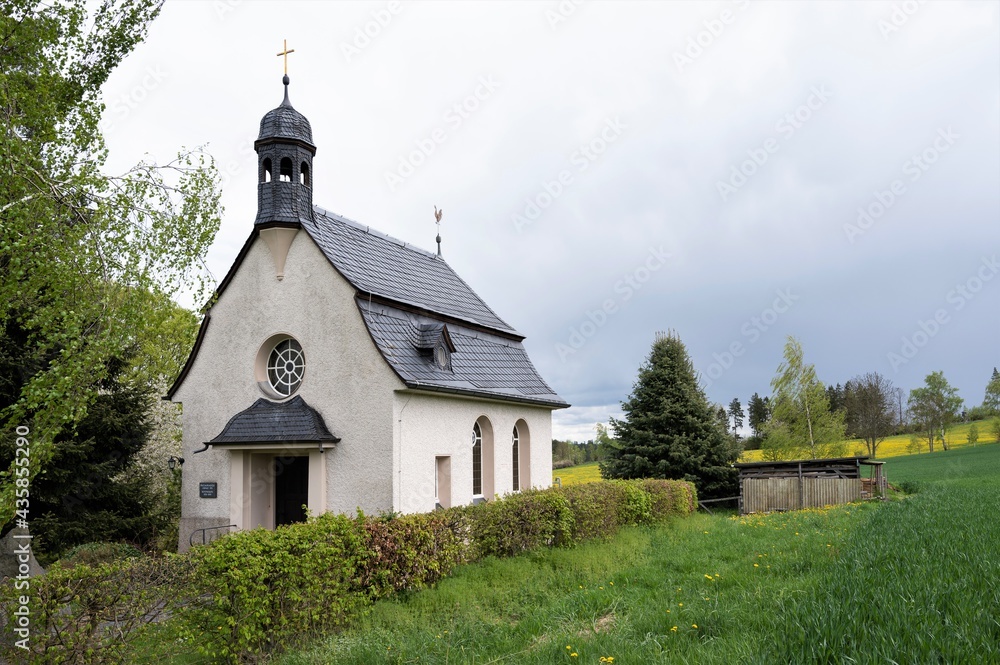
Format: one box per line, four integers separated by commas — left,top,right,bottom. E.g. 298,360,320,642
763,337,845,460
0,0,221,525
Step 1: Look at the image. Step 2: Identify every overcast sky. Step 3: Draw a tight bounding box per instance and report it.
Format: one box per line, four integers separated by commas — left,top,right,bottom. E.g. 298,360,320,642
100,1,999,442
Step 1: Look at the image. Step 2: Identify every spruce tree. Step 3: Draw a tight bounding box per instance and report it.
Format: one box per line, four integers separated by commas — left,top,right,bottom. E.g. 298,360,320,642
601,331,739,500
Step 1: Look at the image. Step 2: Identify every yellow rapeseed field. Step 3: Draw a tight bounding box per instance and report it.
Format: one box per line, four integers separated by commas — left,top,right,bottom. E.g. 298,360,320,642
737,420,999,463
553,461,603,486
552,422,1000,484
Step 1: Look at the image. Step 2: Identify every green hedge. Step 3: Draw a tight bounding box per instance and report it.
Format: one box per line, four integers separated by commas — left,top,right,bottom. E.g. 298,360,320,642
1,478,695,664
0,554,192,664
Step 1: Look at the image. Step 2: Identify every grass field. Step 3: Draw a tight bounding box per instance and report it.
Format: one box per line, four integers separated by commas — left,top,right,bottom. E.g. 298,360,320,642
272,445,1000,664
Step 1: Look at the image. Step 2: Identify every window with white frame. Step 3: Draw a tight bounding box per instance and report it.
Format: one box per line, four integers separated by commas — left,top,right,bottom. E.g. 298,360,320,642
512,425,520,491
472,421,483,496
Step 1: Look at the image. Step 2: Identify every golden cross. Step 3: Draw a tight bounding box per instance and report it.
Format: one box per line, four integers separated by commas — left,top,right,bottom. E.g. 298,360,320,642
277,39,295,76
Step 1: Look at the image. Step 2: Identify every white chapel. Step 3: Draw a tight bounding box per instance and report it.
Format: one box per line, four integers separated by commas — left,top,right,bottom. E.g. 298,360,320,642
167,74,568,550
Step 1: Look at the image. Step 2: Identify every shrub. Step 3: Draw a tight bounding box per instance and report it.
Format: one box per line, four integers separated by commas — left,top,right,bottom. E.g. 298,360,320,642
966,405,997,421
561,483,629,542
7,479,697,664
466,489,574,558
356,511,466,599
59,541,144,568
968,424,979,446
179,513,369,663
0,554,192,665
640,478,698,518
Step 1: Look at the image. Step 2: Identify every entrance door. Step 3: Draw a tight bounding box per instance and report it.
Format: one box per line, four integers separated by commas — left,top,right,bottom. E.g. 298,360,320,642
274,456,309,526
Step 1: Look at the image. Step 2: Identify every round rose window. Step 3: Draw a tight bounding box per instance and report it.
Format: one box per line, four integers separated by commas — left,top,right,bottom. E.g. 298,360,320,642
267,338,305,396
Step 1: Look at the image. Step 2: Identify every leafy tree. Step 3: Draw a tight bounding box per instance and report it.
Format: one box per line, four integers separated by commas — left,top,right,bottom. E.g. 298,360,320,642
983,367,1000,414
763,337,845,460
727,397,744,436
0,293,197,557
0,0,221,525
593,423,616,461
893,387,906,429
907,371,963,453
992,418,1000,444
747,392,770,438
844,372,896,457
967,423,979,446
601,331,738,500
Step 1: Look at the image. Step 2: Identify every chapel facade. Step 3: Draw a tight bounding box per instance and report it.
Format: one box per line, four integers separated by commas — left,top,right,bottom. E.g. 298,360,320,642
168,75,568,551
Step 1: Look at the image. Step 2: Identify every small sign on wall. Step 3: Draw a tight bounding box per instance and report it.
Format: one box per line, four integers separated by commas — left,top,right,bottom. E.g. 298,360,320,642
199,482,218,499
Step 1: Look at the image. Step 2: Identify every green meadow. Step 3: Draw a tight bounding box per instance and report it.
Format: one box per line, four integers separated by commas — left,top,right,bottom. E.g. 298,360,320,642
263,444,1000,664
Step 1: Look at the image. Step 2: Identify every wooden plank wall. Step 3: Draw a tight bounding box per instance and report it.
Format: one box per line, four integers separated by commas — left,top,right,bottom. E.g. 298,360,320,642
742,478,862,514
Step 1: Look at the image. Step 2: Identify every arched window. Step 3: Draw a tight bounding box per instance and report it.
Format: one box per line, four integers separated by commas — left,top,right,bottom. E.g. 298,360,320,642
300,162,310,186
514,419,530,489
279,157,292,183
472,422,483,496
512,426,520,491
262,158,272,183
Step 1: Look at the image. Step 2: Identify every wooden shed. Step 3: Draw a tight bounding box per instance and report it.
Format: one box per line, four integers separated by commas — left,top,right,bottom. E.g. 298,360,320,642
735,456,887,515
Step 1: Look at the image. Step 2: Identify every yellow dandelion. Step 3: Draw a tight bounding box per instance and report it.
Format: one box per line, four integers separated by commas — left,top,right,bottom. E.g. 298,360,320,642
754,563,759,567
671,626,678,632
692,624,698,629
566,646,572,650
571,653,578,658
666,609,671,613
678,602,683,607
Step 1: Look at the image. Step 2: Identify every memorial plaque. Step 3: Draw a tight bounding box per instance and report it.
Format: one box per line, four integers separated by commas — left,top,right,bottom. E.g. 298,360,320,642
199,482,218,499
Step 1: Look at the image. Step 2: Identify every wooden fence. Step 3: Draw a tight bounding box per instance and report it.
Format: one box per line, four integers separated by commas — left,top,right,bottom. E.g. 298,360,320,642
742,477,861,514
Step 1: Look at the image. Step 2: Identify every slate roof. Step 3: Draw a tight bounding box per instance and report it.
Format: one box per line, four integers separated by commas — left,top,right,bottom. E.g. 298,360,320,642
358,300,568,408
302,207,518,335
208,395,340,445
257,78,314,147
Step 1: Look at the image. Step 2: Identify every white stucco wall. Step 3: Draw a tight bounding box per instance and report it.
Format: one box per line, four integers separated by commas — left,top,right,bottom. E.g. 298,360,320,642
172,228,404,548
393,392,554,513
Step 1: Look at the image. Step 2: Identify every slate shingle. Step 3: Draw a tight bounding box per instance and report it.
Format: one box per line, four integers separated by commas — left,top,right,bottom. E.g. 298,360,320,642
302,207,517,334
209,395,340,444
358,301,568,408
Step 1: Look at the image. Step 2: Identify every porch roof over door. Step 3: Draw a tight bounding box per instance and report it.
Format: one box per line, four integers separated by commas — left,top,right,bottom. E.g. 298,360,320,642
207,395,340,446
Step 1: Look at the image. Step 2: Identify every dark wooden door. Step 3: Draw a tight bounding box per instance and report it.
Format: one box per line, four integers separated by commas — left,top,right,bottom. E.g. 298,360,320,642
274,456,309,527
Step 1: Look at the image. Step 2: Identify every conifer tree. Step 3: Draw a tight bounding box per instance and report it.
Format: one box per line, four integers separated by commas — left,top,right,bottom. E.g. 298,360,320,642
983,367,1000,414
601,331,738,500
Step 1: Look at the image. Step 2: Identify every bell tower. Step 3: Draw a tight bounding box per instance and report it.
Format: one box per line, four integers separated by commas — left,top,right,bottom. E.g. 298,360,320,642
254,69,316,226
